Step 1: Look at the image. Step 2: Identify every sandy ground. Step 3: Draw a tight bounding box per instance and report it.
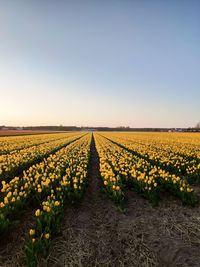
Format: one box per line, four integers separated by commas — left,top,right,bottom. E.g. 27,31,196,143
0,208,35,267
0,131,63,137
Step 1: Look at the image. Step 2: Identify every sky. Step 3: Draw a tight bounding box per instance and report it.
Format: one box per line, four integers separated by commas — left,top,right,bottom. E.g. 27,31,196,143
0,1,200,128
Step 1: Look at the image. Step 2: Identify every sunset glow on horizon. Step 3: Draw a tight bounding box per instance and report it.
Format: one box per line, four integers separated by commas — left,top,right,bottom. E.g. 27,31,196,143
0,1,200,128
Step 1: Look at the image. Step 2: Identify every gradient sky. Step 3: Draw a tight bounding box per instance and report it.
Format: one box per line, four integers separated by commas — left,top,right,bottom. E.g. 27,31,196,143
0,1,200,128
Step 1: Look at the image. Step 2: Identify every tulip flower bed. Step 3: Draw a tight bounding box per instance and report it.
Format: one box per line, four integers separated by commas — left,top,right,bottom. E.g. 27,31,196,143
0,133,78,155
0,133,84,182
100,132,200,184
25,134,91,265
0,133,87,234
94,133,197,206
0,132,200,267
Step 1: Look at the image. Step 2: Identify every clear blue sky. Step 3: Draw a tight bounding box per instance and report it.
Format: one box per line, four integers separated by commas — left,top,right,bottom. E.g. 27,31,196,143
0,1,199,128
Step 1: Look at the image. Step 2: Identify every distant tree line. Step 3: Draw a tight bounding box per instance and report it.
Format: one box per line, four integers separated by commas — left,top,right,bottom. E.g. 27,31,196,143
185,122,200,132
0,125,199,132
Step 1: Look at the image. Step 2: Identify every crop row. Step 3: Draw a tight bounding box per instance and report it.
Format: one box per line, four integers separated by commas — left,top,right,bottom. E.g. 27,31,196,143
100,132,200,183
24,133,92,266
0,133,90,236
94,133,197,206
0,133,77,155
0,133,84,182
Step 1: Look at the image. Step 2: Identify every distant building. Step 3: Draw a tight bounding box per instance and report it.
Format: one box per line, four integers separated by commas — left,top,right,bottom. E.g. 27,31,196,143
81,128,97,132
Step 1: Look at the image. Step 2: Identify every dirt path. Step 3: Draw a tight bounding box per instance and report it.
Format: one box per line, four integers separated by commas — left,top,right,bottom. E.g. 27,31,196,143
123,190,200,267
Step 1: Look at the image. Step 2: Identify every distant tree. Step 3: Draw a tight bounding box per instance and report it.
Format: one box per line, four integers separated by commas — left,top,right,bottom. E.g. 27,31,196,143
196,122,200,128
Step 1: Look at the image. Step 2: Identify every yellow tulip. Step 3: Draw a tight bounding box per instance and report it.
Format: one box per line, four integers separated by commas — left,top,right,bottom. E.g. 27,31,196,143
35,209,41,217
29,229,35,236
44,233,50,239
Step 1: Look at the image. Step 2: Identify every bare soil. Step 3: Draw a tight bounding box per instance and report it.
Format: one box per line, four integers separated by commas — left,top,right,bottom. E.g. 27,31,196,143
40,137,200,267
0,131,62,137
0,208,35,267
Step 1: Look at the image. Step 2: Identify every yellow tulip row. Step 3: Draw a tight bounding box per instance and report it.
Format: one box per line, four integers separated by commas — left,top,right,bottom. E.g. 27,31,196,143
0,133,90,234
100,132,200,183
100,132,200,157
0,133,84,182
94,133,196,206
0,133,77,155
25,133,92,264
104,132,200,146
94,134,124,205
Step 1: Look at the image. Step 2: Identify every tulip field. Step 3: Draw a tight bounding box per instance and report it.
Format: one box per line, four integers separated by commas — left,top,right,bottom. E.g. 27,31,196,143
0,132,200,266
95,132,199,206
